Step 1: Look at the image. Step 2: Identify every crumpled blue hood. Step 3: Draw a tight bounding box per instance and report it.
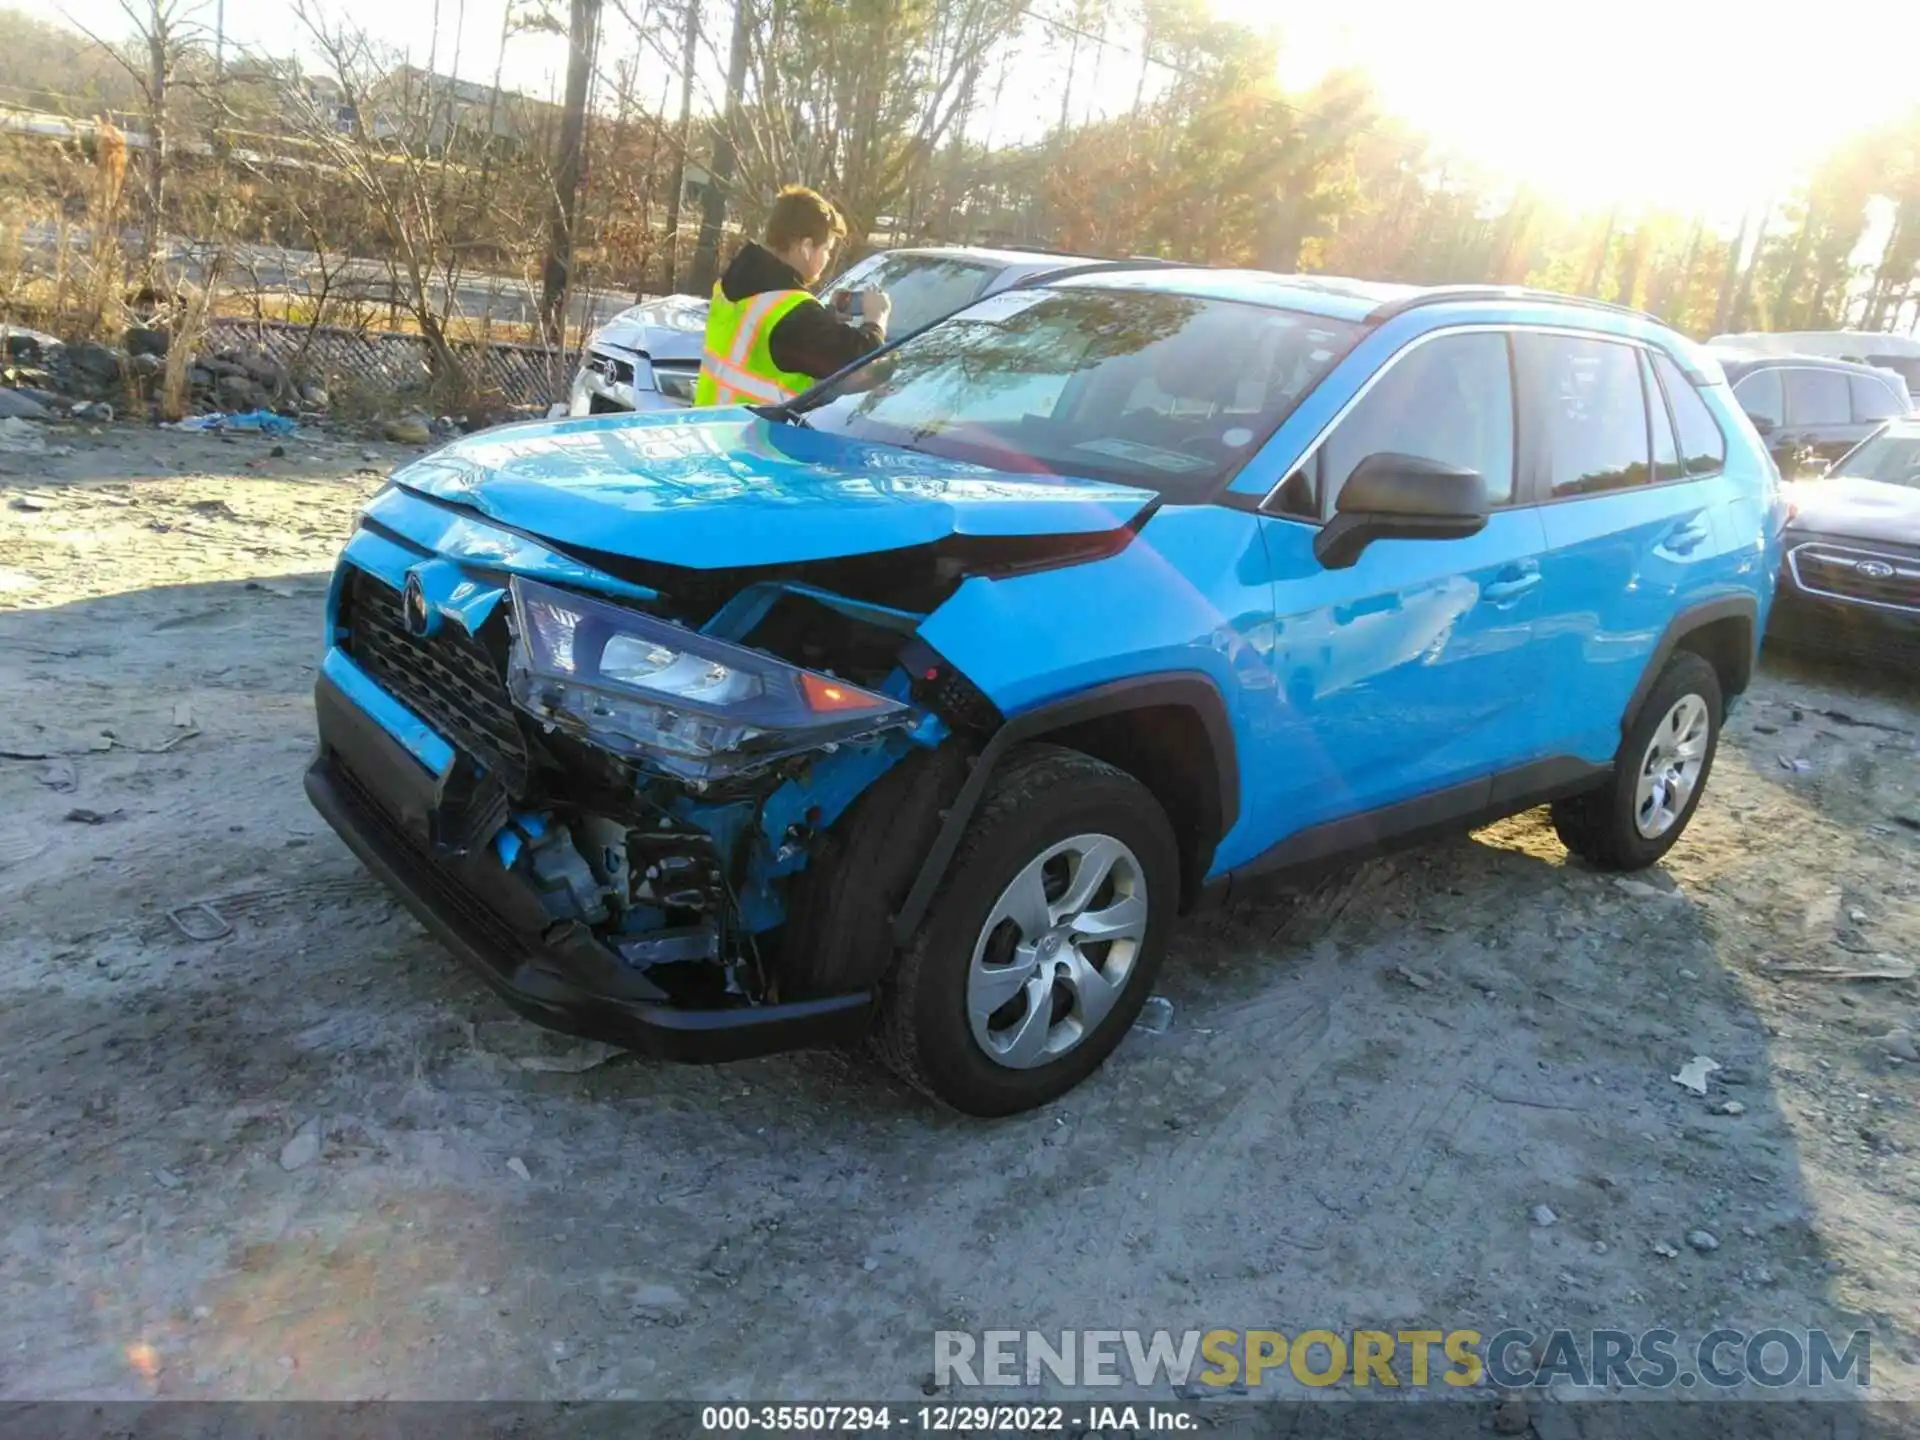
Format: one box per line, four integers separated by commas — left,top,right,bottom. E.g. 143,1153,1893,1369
388,409,1158,569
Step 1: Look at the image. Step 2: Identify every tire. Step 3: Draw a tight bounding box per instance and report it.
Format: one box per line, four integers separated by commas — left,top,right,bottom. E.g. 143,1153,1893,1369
1551,651,1723,871
774,745,968,1003
874,743,1179,1117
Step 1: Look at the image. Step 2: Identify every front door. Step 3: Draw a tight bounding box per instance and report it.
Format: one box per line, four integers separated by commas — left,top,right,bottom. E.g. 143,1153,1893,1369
1240,329,1548,846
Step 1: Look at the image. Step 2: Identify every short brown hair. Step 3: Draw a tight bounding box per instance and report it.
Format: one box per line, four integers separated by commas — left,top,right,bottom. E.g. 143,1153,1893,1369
765,185,846,251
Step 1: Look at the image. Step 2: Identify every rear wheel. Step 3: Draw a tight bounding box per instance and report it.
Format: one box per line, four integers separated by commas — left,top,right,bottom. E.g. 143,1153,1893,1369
1552,651,1722,871
875,744,1178,1116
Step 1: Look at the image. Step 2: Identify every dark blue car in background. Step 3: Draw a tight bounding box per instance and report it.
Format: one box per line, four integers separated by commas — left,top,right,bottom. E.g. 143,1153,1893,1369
309,266,1784,1115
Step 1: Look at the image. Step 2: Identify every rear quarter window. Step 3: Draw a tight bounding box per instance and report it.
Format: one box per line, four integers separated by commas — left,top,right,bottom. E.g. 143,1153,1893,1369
1652,351,1727,476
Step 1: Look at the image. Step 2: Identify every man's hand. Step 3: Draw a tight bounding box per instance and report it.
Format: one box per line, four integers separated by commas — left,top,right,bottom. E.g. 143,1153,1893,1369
861,288,892,336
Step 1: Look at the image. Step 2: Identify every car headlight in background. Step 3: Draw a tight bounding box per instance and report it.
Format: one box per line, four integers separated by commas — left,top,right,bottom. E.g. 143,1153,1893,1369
505,576,911,780
652,365,699,404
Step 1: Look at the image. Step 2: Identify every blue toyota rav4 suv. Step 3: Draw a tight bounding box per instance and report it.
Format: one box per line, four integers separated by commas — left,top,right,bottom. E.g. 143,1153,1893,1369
308,268,1784,1115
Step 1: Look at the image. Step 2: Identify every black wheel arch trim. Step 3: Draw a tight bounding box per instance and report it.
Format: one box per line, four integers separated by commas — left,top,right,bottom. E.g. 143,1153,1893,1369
889,673,1239,946
1621,595,1758,737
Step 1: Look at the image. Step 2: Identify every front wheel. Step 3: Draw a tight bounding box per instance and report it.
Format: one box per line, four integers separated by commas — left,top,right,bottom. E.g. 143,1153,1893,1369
1552,650,1723,871
875,744,1179,1116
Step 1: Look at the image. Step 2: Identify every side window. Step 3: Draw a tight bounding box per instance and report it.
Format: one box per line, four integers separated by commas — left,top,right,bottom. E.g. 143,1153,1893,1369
1851,373,1904,423
1642,351,1683,481
1518,333,1651,497
1734,367,1783,428
1652,351,1727,476
1312,332,1515,515
1785,367,1851,426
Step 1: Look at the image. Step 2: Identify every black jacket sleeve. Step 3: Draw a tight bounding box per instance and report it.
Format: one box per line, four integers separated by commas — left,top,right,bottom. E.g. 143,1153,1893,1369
765,298,885,382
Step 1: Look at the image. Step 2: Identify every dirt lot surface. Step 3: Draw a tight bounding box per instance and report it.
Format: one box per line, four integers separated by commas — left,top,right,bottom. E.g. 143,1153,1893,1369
2,425,1918,1411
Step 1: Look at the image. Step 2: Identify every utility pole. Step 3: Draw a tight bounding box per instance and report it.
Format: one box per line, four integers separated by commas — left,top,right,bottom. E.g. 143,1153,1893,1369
662,0,698,295
691,0,752,294
541,0,603,352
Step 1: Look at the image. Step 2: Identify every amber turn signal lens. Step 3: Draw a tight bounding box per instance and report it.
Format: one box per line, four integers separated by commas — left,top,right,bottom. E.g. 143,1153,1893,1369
802,672,884,712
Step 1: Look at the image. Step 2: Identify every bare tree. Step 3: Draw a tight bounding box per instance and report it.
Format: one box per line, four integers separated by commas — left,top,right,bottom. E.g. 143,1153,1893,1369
662,0,698,294
68,0,210,275
691,0,753,292
540,0,603,350
282,1,502,399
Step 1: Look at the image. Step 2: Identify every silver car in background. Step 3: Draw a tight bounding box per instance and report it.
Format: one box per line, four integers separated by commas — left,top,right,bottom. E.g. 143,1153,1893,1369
566,245,1100,417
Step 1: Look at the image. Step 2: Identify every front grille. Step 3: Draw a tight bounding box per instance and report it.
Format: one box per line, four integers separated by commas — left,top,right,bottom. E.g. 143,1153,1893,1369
340,567,533,793
1789,542,1920,613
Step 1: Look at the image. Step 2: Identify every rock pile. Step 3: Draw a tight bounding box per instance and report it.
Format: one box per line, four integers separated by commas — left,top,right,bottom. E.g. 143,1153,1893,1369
2,324,329,417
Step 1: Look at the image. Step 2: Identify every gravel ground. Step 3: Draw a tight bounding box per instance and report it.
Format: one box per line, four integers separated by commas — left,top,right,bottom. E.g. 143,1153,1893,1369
1,424,1917,1409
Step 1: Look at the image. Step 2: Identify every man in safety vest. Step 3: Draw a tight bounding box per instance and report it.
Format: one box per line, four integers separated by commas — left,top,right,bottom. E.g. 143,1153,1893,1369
694,185,891,408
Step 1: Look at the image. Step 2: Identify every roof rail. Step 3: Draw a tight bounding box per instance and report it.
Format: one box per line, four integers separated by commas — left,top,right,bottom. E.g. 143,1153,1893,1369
984,240,1196,266
1367,285,1665,327
1013,257,1201,287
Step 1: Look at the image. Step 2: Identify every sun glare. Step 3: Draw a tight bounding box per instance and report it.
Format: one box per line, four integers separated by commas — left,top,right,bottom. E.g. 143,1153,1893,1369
1258,0,1920,215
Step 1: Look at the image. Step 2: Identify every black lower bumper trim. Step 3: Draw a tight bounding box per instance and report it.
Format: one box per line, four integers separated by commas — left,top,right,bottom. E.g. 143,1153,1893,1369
306,676,875,1063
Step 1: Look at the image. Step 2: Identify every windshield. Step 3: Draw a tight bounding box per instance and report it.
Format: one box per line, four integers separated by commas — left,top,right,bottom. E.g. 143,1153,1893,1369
793,286,1362,497
1833,428,1920,486
823,254,998,339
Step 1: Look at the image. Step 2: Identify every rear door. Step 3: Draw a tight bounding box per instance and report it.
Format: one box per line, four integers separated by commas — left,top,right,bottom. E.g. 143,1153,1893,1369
1524,333,1741,764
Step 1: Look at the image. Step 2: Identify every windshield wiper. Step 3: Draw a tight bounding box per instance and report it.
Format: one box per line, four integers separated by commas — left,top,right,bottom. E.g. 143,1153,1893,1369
750,402,813,428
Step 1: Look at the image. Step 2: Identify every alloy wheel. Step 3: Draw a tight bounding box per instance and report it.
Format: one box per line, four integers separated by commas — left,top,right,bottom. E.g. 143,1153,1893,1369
965,833,1149,1070
1634,693,1710,839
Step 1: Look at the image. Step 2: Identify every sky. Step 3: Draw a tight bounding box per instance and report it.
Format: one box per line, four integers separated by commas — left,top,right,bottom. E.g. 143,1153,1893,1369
1248,0,1920,219
47,0,1920,222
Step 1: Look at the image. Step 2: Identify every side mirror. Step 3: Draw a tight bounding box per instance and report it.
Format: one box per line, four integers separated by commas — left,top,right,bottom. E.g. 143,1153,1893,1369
1747,413,1777,437
1313,452,1489,570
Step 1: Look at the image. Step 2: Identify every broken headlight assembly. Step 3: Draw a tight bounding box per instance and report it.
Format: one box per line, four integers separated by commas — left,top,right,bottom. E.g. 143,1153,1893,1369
506,576,913,782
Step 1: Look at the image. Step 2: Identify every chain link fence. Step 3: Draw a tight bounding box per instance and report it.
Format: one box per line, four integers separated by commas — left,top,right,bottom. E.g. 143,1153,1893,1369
207,317,566,411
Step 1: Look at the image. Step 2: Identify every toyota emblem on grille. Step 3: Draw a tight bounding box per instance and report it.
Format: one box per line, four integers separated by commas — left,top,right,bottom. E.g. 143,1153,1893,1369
1856,560,1896,579
403,572,435,637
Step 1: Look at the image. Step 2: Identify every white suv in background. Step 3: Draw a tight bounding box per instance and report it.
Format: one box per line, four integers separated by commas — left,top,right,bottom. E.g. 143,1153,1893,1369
565,245,1101,417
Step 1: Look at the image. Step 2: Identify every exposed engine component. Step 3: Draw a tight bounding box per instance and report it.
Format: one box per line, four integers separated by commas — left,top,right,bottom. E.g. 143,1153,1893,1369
629,828,727,912
520,821,611,925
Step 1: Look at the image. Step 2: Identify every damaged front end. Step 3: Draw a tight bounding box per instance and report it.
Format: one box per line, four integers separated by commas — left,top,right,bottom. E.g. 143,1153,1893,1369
491,573,953,993
304,488,1033,1060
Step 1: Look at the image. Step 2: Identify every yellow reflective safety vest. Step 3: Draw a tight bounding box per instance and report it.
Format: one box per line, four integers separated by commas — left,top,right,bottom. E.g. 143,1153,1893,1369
694,283,816,406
